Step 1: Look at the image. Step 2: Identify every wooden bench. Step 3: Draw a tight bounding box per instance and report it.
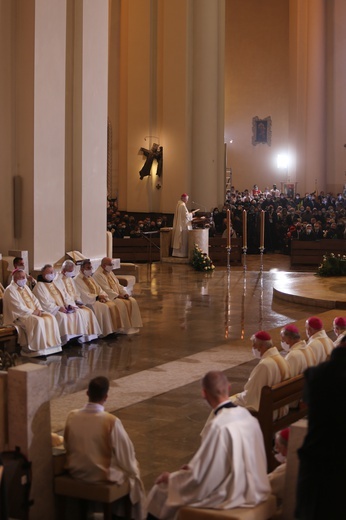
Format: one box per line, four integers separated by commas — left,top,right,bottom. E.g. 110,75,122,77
251,374,307,472
113,237,161,263
290,238,346,267
53,451,131,520
208,237,242,265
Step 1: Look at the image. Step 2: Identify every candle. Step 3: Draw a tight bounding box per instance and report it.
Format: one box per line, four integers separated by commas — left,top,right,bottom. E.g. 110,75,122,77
260,210,265,249
242,210,247,249
226,209,231,248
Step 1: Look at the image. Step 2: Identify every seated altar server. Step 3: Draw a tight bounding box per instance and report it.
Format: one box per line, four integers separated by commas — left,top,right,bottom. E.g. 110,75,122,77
55,260,101,342
74,260,128,336
3,269,62,357
93,257,142,334
33,264,93,345
147,371,271,520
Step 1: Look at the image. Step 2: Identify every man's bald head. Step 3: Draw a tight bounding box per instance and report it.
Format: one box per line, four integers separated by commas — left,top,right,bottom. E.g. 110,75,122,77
201,371,230,402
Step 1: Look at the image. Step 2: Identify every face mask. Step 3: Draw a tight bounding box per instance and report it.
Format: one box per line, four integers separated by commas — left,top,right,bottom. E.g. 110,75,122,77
104,265,113,273
45,273,55,282
281,341,290,352
275,452,286,464
16,279,27,288
252,347,261,359
65,271,75,278
306,229,311,234
84,269,93,277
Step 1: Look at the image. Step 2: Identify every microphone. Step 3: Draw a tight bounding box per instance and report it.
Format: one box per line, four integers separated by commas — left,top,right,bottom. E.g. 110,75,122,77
191,201,207,212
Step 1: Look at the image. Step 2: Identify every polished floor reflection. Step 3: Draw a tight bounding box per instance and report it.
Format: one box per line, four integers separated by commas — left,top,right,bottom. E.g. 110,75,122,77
18,254,339,490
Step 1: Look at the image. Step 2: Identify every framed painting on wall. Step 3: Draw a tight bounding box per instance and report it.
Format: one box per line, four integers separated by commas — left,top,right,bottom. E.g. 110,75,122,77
252,116,272,146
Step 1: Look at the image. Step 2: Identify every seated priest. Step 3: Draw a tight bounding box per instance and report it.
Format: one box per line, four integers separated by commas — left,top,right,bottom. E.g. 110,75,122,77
74,260,132,336
55,260,102,342
229,331,291,413
7,256,37,289
93,257,142,334
3,269,62,357
305,316,334,364
33,264,95,345
147,371,271,519
280,324,316,376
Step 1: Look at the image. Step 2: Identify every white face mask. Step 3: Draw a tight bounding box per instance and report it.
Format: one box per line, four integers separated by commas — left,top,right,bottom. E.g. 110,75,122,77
280,341,290,352
275,452,286,464
64,271,75,278
104,265,113,273
45,273,55,282
252,347,261,359
83,269,93,277
16,278,27,288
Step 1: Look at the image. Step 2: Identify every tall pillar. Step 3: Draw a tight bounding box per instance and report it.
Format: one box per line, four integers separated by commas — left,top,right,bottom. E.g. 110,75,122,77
289,0,326,194
8,364,53,520
66,0,108,257
13,0,66,269
325,0,346,194
191,0,225,211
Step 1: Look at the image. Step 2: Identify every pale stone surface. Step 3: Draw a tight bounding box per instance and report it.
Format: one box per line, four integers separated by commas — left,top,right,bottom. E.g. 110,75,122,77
8,363,54,520
282,419,307,520
188,228,209,260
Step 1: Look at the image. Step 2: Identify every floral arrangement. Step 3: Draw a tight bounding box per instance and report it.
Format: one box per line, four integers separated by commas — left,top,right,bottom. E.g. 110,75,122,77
316,253,346,277
191,244,215,272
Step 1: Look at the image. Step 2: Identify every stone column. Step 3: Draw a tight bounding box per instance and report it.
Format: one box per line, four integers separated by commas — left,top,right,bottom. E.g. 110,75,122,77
66,0,109,258
289,0,326,194
191,0,225,211
7,363,53,520
12,0,67,270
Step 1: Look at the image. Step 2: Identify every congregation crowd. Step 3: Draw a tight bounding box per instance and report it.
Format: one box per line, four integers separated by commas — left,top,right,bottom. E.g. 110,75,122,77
107,185,346,255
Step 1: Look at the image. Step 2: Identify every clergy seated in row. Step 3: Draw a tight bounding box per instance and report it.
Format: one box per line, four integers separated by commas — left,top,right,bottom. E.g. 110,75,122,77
280,324,316,376
305,316,334,364
6,256,37,290
92,257,142,334
333,316,346,347
55,260,101,341
229,330,291,417
74,259,139,336
33,264,99,345
147,371,271,520
2,269,62,357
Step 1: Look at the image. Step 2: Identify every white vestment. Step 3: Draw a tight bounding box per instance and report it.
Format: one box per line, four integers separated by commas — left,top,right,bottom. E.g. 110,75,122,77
3,281,61,356
230,347,291,413
334,331,346,347
147,405,271,520
64,402,146,520
93,266,142,331
284,340,316,377
55,273,101,342
74,272,131,335
171,200,193,257
33,280,91,345
307,330,334,364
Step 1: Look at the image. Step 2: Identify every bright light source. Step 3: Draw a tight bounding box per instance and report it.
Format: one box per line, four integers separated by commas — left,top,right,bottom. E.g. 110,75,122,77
277,154,289,169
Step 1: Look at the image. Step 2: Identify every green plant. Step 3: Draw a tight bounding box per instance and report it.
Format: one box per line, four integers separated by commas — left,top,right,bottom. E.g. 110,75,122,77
191,244,215,272
316,253,346,277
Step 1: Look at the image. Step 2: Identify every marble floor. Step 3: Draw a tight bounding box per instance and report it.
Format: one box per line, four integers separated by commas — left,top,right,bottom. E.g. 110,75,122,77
18,254,341,491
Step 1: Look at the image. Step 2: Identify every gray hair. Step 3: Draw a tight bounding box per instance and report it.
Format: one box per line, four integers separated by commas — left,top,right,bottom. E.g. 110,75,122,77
62,260,75,271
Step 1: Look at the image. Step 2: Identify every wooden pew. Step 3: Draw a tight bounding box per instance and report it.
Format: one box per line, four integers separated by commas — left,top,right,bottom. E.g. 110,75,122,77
113,237,160,263
251,374,307,472
290,238,346,267
208,237,242,265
